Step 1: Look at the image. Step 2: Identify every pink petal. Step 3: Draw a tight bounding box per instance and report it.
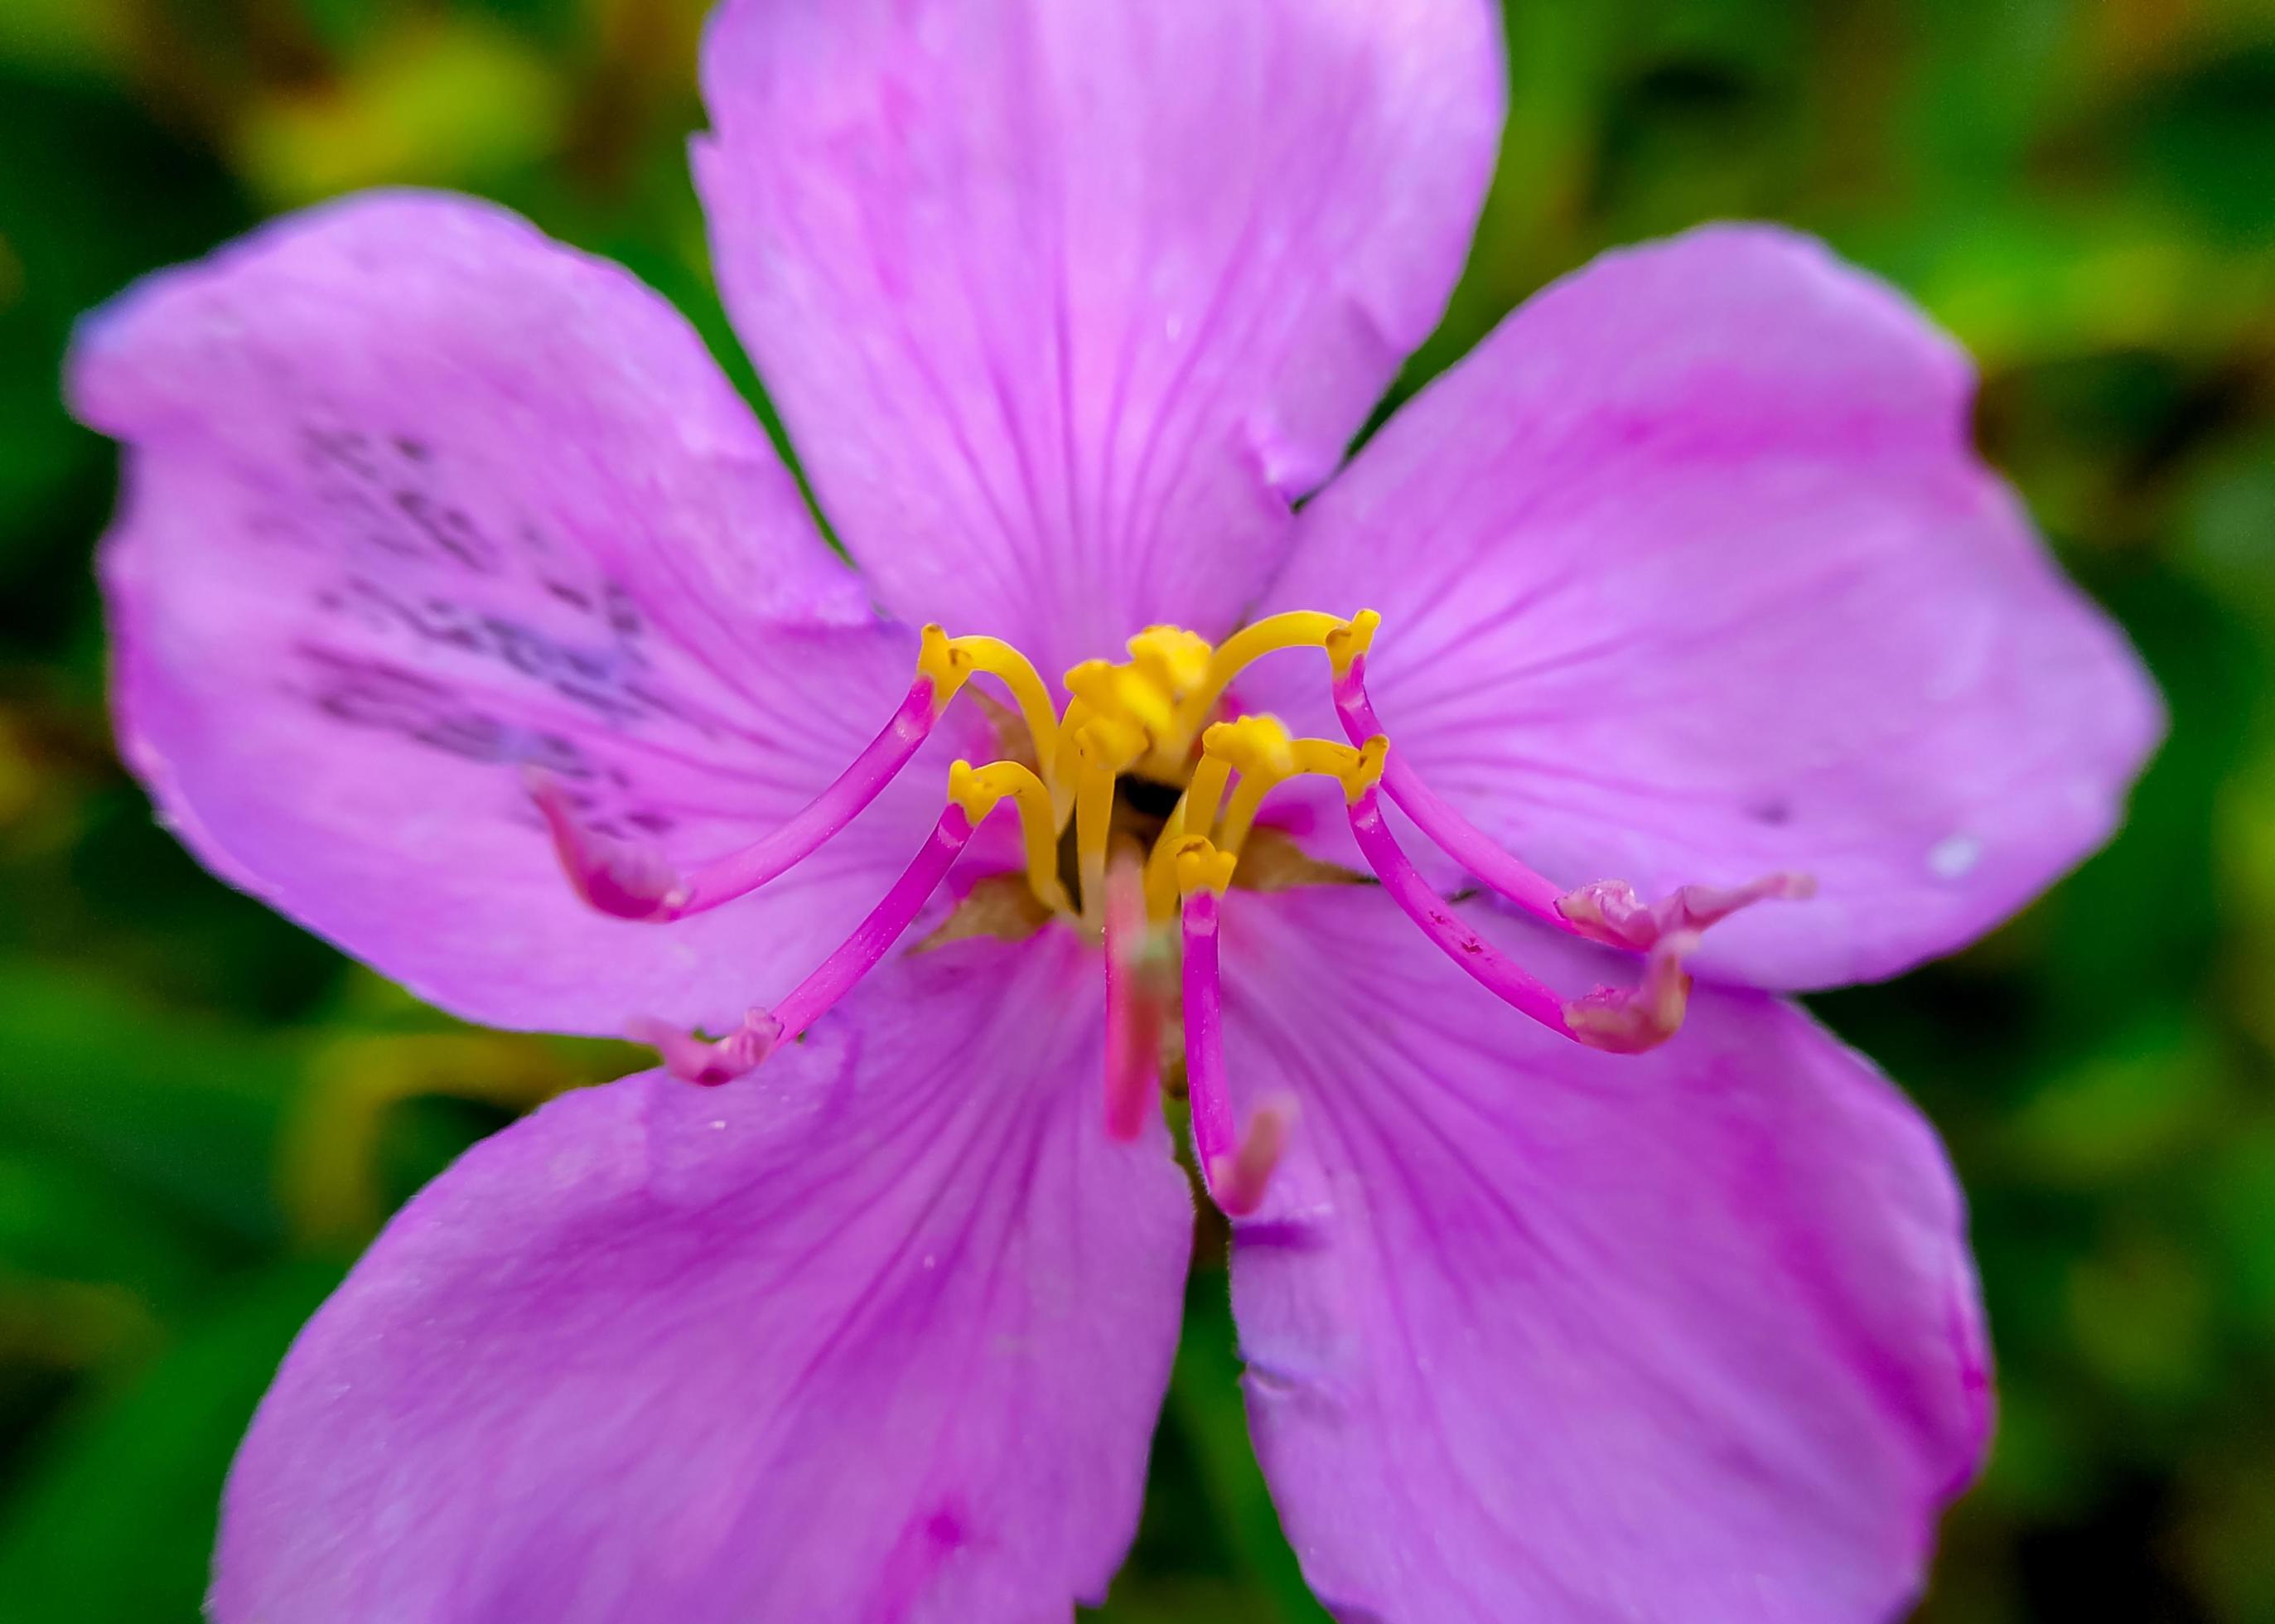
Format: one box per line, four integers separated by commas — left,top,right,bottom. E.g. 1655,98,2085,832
694,0,1503,677
1247,225,2161,988
213,926,1192,1623
1215,886,1990,1623
70,192,990,1035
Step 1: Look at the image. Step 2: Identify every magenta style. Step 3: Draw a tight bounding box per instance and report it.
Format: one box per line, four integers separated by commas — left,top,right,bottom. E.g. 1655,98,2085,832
67,1,2159,1620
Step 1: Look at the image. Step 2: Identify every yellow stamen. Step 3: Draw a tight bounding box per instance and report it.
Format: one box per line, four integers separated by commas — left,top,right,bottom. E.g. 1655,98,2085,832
1323,608,1380,679
1050,695,1095,824
1066,659,1176,742
1322,733,1389,801
1181,752,1235,845
1075,760,1116,930
1174,837,1238,900
1202,716,1298,857
1145,748,1237,920
916,623,977,707
1171,611,1347,744
1126,625,1213,698
945,636,1062,790
948,759,1073,915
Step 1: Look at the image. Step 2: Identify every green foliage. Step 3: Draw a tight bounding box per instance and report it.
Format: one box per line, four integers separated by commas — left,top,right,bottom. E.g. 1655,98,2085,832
2,2,2271,1618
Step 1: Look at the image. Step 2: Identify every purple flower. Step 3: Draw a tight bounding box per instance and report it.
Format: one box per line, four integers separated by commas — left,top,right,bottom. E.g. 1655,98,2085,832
67,1,2159,1619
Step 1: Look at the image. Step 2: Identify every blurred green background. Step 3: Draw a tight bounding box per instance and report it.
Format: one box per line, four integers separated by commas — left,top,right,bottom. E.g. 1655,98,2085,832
2,0,2272,1618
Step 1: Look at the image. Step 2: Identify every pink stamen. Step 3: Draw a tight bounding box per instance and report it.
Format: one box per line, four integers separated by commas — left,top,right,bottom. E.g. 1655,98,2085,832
626,1008,784,1087
1180,888,1294,1216
771,802,978,1040
1333,655,1808,950
532,676,944,921
1331,656,1567,922
1558,872,1815,951
1349,781,1701,1055
1344,782,1575,1037
1102,856,1162,1142
632,800,981,1085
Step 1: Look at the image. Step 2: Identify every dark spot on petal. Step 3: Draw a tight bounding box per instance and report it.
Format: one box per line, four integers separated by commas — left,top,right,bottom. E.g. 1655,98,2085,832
924,1506,965,1552
603,581,643,639
1748,798,1793,826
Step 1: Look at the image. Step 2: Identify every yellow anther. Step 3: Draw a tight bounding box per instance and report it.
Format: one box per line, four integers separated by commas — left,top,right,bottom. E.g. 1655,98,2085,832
1200,714,1297,779
1201,715,1301,857
948,759,1071,914
1126,626,1213,698
917,623,976,707
1209,734,1386,853
945,757,995,821
1061,659,1118,714
1075,713,1148,775
1066,659,1176,743
1324,608,1380,680
1325,734,1388,802
1174,837,1238,900
945,636,1063,785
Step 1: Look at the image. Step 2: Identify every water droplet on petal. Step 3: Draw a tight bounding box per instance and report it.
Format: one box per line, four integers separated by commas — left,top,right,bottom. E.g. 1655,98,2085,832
1929,834,1983,880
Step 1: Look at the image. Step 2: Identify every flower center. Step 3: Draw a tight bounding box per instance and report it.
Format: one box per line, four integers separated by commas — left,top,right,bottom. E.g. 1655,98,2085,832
529,611,1811,1214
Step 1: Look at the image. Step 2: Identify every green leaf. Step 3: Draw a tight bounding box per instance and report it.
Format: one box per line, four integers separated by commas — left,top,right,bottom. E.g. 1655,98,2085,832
0,1263,336,1624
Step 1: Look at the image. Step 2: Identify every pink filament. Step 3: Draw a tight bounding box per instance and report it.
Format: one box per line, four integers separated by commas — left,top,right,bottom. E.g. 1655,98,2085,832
1332,655,1569,926
770,801,977,1042
1181,891,1236,1175
1345,782,1577,1042
630,800,978,1085
1335,655,1809,950
1101,857,1160,1142
537,676,942,921
1180,888,1292,1216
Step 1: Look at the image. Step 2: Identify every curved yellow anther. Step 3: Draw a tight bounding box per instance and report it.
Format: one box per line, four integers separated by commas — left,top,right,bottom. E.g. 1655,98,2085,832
1167,611,1384,754
946,636,1063,785
1203,716,1300,857
918,623,976,707
1173,612,1343,741
1174,837,1238,900
948,759,1072,914
1324,608,1380,680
